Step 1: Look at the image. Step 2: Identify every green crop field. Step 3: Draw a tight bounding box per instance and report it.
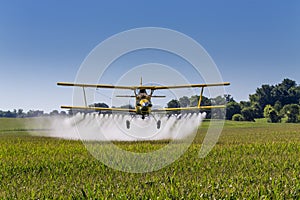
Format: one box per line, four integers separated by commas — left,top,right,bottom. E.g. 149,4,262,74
0,118,300,199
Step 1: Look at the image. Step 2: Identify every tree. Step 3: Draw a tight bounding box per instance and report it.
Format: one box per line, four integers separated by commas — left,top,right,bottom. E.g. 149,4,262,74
226,102,241,120
263,105,281,123
189,95,211,107
179,96,190,107
68,109,74,116
167,99,180,114
224,94,235,103
188,95,211,117
17,109,24,118
120,104,134,109
89,102,110,114
211,96,226,105
26,110,44,117
249,84,275,117
3,110,17,118
272,79,300,106
232,114,244,121
241,107,255,122
50,110,59,116
189,95,199,107
210,96,226,119
251,102,263,118
239,101,251,110
93,103,109,108
249,78,300,118
273,100,282,112
281,104,300,123
60,111,67,116
167,99,180,108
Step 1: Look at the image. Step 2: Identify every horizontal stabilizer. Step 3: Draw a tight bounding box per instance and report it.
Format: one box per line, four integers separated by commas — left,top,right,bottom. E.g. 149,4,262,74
115,95,136,98
115,95,166,98
151,95,166,98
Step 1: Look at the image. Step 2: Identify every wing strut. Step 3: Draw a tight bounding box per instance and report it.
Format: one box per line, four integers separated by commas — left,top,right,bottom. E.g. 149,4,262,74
82,87,87,107
198,87,204,108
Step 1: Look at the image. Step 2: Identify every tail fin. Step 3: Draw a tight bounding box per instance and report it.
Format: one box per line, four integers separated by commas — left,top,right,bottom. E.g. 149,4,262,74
140,77,143,86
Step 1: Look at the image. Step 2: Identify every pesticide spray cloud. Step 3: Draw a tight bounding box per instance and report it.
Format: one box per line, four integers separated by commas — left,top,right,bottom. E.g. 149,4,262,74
43,112,206,141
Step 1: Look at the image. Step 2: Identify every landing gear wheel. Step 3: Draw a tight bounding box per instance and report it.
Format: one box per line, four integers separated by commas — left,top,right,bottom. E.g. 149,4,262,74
157,120,161,129
126,120,130,129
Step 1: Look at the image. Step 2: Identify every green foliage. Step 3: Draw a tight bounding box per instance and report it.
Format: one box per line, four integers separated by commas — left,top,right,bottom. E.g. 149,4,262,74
49,110,59,116
263,105,281,123
273,100,282,112
272,79,300,105
168,95,228,119
93,102,109,108
251,102,263,118
179,96,190,107
226,102,241,120
249,78,300,118
232,114,244,121
0,110,17,118
189,95,199,107
210,96,226,119
167,99,180,108
167,99,180,114
250,84,275,113
187,95,211,107
281,104,300,123
168,95,212,116
241,107,255,121
1,118,300,199
224,94,235,103
211,96,226,105
0,109,66,118
120,104,135,109
239,101,251,110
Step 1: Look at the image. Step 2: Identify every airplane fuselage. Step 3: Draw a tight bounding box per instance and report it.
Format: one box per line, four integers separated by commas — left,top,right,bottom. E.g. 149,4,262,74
135,98,152,119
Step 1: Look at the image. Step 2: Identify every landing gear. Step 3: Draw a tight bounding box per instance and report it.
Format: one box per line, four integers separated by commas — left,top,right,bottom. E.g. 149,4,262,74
125,115,161,129
126,120,130,129
151,114,161,129
157,120,161,129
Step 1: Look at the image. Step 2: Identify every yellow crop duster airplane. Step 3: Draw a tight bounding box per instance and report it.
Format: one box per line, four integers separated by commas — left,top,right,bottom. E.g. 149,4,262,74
57,79,230,129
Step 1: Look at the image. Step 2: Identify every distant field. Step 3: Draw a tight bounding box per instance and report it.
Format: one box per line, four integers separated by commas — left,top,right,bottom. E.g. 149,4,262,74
0,117,299,199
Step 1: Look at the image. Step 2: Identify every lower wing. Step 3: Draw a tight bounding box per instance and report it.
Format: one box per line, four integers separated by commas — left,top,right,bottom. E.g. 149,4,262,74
152,105,226,112
61,106,136,113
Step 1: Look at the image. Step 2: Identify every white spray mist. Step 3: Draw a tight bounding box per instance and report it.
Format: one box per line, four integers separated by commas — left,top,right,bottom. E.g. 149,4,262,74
32,112,206,141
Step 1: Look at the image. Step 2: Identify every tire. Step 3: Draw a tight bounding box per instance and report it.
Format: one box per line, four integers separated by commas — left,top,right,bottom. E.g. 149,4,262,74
126,120,130,129
157,120,161,129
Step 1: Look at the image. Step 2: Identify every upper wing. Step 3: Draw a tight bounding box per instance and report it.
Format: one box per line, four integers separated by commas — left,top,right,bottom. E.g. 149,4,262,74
57,82,230,90
140,82,230,90
57,82,134,90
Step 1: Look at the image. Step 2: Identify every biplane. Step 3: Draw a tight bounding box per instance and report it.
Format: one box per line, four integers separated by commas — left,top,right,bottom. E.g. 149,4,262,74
57,78,230,129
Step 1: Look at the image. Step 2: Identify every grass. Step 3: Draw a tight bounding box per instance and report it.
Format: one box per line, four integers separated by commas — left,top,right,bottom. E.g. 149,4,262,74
0,117,300,199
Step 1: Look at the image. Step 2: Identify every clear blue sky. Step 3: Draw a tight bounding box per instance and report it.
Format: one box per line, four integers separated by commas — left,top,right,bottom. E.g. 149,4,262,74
0,0,299,112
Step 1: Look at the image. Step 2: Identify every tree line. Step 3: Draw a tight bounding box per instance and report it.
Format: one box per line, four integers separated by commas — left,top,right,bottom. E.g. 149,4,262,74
0,109,68,118
1,78,300,122
226,78,300,123
165,78,300,123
